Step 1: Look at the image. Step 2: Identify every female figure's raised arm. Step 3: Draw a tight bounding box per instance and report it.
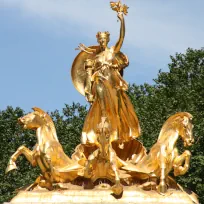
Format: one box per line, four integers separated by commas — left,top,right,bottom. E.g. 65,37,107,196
114,13,125,53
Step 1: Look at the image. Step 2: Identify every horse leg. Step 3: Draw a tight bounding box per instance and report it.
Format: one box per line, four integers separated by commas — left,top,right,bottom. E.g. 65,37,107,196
26,175,43,191
158,147,168,194
25,174,53,191
158,166,168,194
173,150,191,176
84,149,99,178
38,173,53,191
6,145,36,173
109,147,123,195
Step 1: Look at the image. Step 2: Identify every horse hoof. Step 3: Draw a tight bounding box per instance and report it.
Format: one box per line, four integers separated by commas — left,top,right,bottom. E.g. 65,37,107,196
39,181,53,191
158,182,167,194
111,183,123,196
5,161,17,174
174,166,185,176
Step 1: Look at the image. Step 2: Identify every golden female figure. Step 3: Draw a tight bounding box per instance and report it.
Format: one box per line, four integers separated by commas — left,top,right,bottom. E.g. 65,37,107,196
72,6,141,146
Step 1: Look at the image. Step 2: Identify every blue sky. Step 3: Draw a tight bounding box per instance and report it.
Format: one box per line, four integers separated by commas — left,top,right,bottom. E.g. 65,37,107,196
0,0,203,112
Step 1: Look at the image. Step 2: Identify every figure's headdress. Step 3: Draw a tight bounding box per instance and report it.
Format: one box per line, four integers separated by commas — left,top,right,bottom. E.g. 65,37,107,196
96,31,110,42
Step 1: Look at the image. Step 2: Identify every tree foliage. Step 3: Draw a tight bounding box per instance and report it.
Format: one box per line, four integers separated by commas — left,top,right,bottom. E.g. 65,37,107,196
0,48,203,203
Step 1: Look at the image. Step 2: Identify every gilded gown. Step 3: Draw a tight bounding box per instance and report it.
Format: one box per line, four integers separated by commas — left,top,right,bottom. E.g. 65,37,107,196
81,46,141,145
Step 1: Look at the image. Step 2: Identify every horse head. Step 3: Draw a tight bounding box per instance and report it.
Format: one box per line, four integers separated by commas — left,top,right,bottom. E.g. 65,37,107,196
177,113,194,147
158,112,194,147
18,108,45,130
18,107,58,141
167,112,194,147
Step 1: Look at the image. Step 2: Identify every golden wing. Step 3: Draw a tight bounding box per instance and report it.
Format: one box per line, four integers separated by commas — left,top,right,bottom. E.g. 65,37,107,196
71,46,100,96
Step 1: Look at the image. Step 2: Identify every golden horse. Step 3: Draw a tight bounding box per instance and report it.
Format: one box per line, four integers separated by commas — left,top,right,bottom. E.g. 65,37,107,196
5,107,82,190
123,112,194,193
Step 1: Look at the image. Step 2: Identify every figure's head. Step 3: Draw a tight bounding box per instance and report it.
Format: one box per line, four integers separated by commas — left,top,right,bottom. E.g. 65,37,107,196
96,31,110,50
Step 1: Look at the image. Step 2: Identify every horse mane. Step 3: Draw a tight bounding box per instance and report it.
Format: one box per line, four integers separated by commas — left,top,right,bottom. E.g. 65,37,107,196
32,107,59,142
158,112,193,141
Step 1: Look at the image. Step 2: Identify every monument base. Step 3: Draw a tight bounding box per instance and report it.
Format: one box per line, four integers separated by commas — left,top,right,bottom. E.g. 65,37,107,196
5,185,198,204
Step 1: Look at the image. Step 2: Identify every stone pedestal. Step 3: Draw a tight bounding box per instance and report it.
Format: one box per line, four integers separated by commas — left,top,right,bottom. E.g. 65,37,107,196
4,186,198,204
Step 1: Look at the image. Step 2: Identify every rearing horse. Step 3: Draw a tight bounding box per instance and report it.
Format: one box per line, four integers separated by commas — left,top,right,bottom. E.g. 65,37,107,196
123,112,194,193
6,107,82,190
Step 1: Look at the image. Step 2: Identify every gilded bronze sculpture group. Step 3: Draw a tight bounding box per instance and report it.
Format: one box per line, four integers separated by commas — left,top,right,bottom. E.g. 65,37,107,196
6,0,195,199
